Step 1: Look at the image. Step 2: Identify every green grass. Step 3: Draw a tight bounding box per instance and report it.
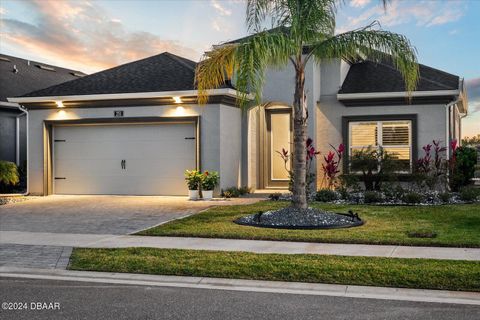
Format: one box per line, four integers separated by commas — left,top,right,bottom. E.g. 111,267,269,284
69,247,480,291
137,202,480,247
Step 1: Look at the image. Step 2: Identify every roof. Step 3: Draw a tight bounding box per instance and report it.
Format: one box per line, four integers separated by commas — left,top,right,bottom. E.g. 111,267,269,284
339,59,460,94
20,52,230,98
226,28,460,94
0,54,86,102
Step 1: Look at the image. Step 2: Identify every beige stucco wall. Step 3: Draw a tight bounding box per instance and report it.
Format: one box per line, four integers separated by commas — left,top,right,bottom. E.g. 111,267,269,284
27,103,240,195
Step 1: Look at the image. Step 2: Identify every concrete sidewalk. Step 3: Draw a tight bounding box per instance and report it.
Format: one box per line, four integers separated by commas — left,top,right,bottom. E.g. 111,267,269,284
2,230,479,261
1,266,479,305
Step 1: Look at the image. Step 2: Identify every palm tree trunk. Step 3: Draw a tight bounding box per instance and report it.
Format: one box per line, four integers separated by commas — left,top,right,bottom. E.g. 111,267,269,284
292,66,308,209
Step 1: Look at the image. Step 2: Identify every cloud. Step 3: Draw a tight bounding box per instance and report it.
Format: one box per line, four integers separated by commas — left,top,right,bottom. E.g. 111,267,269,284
210,0,232,16
350,0,371,8
338,0,465,33
0,0,199,73
0,7,7,15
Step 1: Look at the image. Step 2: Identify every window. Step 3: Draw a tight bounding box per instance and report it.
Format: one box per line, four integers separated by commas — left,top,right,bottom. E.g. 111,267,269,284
349,120,412,171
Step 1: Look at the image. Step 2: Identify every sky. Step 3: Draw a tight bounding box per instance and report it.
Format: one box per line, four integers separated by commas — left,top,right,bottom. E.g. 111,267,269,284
0,0,478,137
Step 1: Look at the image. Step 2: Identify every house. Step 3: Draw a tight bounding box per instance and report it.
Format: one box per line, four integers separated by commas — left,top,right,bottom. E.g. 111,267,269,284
0,54,85,167
7,48,468,196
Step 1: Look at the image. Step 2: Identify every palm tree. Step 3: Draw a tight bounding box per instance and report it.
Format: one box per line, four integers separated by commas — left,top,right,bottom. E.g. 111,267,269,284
195,0,419,209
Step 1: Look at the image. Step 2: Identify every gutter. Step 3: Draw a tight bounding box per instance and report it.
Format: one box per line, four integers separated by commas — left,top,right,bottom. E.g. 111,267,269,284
445,98,461,161
337,89,459,101
7,88,254,104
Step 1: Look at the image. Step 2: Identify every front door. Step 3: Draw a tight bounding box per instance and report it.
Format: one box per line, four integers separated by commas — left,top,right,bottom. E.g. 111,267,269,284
265,110,292,188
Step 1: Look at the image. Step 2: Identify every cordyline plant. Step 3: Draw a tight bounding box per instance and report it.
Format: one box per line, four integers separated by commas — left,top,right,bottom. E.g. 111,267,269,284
277,137,320,195
416,140,448,191
321,143,344,189
195,0,418,209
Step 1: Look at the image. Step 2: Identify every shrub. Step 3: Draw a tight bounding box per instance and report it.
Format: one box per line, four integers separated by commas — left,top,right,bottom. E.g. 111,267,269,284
238,186,251,195
315,189,338,202
380,183,405,201
349,146,399,191
320,143,344,189
438,192,452,203
415,140,448,191
184,170,202,190
201,171,219,191
450,146,478,191
0,161,19,193
335,186,349,200
221,187,250,198
268,193,281,201
338,174,361,192
459,187,480,202
403,191,424,204
363,191,383,203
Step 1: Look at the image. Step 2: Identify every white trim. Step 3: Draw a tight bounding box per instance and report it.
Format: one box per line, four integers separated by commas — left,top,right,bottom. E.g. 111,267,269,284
7,88,253,104
337,90,459,100
0,101,21,109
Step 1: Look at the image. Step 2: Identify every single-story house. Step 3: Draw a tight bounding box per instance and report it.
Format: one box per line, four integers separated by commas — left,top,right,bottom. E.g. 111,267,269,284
8,48,468,196
0,54,85,166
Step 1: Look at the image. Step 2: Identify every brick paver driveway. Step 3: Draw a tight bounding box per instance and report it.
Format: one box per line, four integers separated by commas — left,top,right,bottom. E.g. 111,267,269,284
0,195,261,269
0,195,250,234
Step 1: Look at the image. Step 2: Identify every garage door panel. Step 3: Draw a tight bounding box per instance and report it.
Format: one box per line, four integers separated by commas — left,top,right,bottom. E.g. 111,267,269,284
54,123,196,195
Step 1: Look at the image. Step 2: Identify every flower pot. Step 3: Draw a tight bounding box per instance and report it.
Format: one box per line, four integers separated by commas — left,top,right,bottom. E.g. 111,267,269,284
202,190,213,200
188,190,199,200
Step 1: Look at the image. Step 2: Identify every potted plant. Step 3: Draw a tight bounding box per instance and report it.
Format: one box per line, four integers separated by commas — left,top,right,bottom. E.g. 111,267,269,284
201,171,219,200
185,169,202,200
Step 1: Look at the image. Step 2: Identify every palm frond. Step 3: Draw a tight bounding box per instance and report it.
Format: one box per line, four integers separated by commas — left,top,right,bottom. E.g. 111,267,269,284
310,22,419,93
195,30,296,107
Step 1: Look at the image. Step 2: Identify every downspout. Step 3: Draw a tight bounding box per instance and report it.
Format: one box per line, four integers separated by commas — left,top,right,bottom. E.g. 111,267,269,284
17,104,29,196
445,99,459,160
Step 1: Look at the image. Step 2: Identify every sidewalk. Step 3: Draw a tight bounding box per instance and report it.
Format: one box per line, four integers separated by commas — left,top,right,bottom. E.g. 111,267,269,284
1,266,479,305
2,230,479,260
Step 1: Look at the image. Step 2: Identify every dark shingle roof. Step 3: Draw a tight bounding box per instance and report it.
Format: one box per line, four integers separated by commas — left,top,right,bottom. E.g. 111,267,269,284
339,60,459,94
0,54,85,102
20,52,209,98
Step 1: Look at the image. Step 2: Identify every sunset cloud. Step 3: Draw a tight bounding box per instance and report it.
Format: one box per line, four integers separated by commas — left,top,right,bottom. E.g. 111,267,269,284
0,0,199,73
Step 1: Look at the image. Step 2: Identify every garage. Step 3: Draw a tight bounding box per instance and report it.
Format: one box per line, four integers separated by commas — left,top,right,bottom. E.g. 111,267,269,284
52,121,197,195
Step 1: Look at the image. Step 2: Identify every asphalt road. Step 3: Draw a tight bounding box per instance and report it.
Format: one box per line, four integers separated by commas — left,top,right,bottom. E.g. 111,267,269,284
1,277,479,320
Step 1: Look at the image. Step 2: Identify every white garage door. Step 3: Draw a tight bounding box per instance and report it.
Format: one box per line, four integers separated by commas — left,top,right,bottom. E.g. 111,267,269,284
53,122,196,195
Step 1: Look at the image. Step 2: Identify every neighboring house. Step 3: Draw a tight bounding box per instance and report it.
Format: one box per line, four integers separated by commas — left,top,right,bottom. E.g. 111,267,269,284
0,54,85,166
8,48,468,196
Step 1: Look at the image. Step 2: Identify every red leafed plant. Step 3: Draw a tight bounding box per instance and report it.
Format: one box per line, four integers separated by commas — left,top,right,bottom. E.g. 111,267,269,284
321,143,344,189
277,137,320,194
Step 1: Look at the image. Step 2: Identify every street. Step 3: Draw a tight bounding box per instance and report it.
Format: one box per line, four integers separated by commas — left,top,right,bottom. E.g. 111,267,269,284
1,277,479,320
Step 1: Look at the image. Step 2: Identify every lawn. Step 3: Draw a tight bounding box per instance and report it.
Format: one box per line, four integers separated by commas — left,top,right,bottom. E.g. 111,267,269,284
69,247,480,292
137,201,480,247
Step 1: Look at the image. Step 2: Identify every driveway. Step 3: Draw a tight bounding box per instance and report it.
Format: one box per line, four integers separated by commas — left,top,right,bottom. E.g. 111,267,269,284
0,195,258,234
0,195,262,269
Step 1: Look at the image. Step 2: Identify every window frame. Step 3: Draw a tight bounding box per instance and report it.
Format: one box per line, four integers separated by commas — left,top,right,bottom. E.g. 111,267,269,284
342,114,418,174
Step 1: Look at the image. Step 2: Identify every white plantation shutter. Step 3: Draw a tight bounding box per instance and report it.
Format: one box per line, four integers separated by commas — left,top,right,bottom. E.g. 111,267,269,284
349,120,412,171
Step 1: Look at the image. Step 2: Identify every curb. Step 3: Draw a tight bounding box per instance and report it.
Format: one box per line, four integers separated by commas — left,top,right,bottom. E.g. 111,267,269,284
1,267,479,305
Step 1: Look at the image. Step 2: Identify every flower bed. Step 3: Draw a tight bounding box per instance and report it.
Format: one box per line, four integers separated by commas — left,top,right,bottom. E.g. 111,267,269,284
270,188,480,206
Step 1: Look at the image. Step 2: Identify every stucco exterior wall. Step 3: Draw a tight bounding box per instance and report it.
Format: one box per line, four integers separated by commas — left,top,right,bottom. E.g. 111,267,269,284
0,109,17,163
0,108,26,165
316,96,448,183
26,103,239,195
219,105,242,190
